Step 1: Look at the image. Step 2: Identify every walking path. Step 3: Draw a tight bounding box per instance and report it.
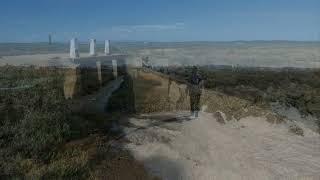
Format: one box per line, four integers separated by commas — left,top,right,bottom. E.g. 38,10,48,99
121,111,320,180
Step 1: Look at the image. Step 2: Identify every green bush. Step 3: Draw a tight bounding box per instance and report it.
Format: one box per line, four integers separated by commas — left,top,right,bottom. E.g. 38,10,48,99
0,67,73,177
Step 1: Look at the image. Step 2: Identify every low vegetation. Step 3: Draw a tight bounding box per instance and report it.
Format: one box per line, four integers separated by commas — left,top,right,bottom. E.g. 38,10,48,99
288,123,304,136
155,65,320,131
0,66,105,179
0,66,71,178
0,66,157,179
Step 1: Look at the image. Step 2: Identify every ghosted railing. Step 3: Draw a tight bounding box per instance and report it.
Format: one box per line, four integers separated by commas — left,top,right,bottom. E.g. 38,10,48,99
137,43,320,132
0,39,131,176
1,40,320,178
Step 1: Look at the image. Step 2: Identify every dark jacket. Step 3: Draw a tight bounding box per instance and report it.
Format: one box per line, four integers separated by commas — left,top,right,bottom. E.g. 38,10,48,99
188,72,203,95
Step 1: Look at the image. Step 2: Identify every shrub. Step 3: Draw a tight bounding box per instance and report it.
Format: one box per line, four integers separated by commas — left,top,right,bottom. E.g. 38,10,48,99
0,67,72,177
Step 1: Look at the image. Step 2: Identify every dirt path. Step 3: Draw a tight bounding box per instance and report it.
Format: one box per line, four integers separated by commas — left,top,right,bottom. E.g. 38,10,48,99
70,76,124,113
121,111,320,180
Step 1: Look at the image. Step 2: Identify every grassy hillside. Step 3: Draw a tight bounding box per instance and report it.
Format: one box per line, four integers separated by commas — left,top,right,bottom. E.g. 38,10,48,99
158,65,320,132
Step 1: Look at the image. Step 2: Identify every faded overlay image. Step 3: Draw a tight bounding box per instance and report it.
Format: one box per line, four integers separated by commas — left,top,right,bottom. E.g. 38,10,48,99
0,0,320,179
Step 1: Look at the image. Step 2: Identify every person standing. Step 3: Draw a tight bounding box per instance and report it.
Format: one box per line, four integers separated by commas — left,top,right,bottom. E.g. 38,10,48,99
187,66,204,118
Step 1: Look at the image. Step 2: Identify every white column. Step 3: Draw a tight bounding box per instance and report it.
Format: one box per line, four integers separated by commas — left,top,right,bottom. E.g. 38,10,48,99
112,59,118,78
96,61,102,84
70,38,79,58
105,40,110,55
89,39,96,56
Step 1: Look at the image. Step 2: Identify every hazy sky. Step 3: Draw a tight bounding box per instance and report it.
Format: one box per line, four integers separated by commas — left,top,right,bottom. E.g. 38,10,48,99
0,0,319,42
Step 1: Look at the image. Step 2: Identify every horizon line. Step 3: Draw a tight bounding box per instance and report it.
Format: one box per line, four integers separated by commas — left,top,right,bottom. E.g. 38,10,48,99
0,40,320,44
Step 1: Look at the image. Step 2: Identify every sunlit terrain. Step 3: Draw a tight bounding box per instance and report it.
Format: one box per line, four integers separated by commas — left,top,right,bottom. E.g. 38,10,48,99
0,41,320,179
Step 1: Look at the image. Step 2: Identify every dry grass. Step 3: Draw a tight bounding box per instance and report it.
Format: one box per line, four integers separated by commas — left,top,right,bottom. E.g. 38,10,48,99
133,69,286,125
18,134,159,180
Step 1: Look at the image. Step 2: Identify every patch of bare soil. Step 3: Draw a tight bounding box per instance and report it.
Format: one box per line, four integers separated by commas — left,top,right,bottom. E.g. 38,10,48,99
123,111,320,180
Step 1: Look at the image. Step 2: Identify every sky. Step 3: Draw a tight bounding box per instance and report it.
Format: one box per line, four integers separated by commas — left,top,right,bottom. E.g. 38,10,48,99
0,0,319,42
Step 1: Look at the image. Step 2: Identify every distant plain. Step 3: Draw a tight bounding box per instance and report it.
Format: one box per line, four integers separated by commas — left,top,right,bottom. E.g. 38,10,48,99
0,41,319,68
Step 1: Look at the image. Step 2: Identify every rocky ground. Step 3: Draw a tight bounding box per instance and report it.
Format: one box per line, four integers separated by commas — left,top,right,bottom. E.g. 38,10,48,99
117,69,320,180
121,111,320,180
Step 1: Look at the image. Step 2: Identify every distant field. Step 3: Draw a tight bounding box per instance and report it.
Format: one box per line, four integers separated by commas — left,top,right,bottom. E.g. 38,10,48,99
126,41,320,68
1,41,320,68
109,41,320,68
